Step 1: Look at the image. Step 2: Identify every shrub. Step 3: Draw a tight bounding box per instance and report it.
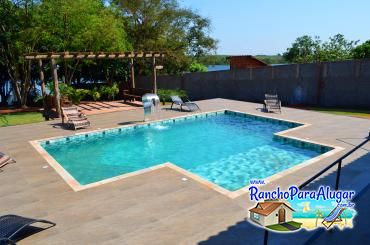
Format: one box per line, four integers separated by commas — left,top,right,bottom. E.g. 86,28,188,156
189,62,208,72
69,89,89,104
100,83,119,101
58,83,74,98
90,87,101,101
46,83,88,104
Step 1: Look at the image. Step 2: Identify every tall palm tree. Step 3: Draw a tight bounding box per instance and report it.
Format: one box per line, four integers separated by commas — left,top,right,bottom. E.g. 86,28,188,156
343,209,347,225
315,209,324,227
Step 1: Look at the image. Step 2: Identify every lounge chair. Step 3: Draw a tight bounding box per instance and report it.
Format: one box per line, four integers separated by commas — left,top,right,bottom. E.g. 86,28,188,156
61,106,90,130
0,215,55,244
170,96,200,112
264,94,281,113
322,205,346,229
0,152,15,172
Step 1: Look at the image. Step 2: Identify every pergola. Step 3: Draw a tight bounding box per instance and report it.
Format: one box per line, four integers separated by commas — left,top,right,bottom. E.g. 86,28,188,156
24,51,165,118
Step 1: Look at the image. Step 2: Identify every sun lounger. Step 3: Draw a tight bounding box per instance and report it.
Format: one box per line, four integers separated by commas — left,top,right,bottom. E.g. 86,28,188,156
0,152,15,172
0,215,55,244
264,94,281,113
170,96,200,112
322,205,345,229
61,106,90,130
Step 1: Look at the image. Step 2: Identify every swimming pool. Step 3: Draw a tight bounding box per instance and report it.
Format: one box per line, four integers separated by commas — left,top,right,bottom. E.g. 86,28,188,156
34,110,335,193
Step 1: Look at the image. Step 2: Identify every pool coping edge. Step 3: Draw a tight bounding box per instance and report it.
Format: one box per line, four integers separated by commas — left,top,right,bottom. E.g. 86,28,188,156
29,108,345,198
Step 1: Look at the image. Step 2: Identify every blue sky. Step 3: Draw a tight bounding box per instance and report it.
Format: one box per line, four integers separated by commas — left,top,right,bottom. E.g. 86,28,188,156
180,0,370,55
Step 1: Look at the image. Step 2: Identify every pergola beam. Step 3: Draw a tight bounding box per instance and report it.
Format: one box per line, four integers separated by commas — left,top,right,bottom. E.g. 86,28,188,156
24,51,165,60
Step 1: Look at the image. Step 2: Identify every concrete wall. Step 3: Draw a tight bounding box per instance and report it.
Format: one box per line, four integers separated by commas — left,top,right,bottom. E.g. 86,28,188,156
136,59,370,108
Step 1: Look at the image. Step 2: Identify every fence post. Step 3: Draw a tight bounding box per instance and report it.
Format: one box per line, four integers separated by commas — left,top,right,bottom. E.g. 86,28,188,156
335,160,342,190
264,230,269,245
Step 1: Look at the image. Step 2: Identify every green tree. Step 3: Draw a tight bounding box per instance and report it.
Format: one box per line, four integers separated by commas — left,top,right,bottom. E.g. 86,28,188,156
283,35,321,63
320,34,358,61
352,40,370,59
111,0,217,74
35,0,129,52
284,34,358,63
198,55,228,65
0,0,131,107
0,0,38,107
35,0,131,84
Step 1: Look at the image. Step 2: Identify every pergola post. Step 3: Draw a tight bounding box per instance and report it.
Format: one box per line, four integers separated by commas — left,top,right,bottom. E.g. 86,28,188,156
152,56,157,94
130,58,135,89
51,58,61,118
38,59,47,114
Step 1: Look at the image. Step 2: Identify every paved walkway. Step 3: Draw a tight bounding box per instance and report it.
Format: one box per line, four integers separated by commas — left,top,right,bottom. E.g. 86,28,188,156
0,99,369,244
0,101,142,116
77,101,142,115
0,107,41,114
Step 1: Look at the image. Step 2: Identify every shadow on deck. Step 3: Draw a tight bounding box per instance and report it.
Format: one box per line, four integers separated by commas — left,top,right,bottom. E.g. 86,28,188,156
198,151,370,245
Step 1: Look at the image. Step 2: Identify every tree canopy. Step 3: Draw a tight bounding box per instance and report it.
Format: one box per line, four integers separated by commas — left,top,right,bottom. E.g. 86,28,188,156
352,40,370,59
283,34,359,63
111,0,217,74
0,0,217,107
35,0,130,52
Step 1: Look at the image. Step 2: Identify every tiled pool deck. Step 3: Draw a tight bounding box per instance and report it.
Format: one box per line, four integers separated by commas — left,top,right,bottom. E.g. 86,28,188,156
0,99,369,244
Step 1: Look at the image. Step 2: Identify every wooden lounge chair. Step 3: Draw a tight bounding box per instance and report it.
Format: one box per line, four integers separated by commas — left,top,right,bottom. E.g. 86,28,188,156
170,96,200,112
264,94,281,113
0,215,55,244
0,152,15,172
123,88,153,102
322,205,346,229
61,106,90,130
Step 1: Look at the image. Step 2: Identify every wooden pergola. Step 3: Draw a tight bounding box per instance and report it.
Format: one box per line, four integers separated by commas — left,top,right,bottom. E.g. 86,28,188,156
24,51,165,118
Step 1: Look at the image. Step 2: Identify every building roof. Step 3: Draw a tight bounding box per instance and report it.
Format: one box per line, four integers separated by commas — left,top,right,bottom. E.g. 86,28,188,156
249,202,294,216
226,55,268,65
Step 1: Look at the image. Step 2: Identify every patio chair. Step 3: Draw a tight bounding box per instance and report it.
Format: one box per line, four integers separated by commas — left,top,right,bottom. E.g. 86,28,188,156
61,106,90,130
322,205,346,229
170,96,200,112
264,94,281,113
0,152,15,172
0,215,55,244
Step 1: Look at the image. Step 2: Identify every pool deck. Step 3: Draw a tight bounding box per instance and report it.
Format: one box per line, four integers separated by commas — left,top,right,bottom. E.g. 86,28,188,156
0,99,369,244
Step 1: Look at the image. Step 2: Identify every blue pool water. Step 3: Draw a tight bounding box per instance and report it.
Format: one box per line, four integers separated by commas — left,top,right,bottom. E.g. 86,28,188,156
41,111,331,191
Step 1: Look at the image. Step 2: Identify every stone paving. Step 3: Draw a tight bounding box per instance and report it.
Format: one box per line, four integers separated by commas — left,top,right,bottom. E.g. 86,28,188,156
0,99,369,244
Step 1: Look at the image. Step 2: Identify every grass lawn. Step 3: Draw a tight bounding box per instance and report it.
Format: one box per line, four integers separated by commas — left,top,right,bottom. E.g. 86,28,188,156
266,224,290,231
288,221,303,228
0,112,44,127
293,107,370,119
266,221,302,232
